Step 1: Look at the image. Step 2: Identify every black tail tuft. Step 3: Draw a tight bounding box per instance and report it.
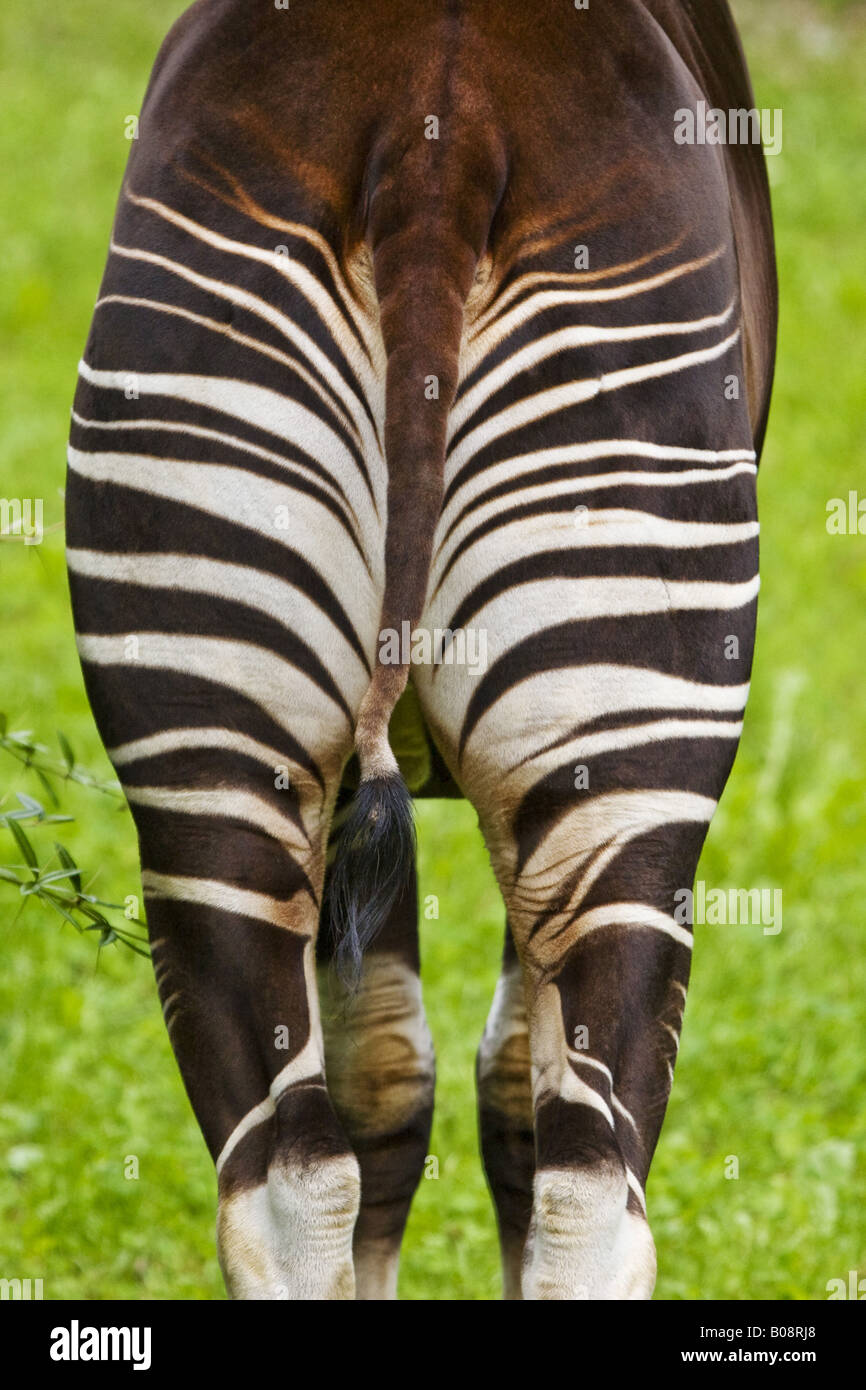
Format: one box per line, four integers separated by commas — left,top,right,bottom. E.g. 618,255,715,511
325,773,415,986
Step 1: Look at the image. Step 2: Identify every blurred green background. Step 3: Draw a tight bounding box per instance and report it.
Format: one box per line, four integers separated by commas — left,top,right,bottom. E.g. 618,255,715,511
1,0,864,1300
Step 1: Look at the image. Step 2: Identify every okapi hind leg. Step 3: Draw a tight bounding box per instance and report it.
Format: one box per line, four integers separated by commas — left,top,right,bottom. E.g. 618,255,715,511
318,813,435,1301
139,823,362,1300
67,642,365,1297
483,794,709,1301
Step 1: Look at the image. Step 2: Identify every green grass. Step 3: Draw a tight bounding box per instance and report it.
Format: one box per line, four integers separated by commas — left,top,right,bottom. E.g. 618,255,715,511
1,0,865,1300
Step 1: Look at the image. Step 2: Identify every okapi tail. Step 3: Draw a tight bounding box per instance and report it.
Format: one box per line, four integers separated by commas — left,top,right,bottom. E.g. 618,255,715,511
326,120,507,982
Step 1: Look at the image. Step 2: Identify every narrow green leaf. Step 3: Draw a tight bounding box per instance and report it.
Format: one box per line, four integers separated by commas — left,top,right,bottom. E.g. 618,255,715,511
34,866,84,886
8,819,38,871
119,938,151,959
54,842,82,895
37,894,85,932
78,905,111,927
56,730,75,772
35,768,59,808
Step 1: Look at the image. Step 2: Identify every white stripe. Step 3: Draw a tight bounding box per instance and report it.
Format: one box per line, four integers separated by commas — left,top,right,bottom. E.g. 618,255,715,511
213,1030,325,1177
108,726,326,840
125,786,309,850
75,633,352,763
110,727,303,775
67,445,380,631
625,1168,647,1214
450,330,741,472
67,548,370,698
126,190,380,366
152,959,171,986
453,301,736,432
513,792,716,935
433,665,749,766
76,356,383,518
141,870,310,928
557,1067,616,1128
467,248,726,357
528,716,744,763
572,903,695,950
447,575,760,665
95,294,360,439
441,440,755,526
564,1054,641,1135
161,991,181,1020
611,1095,640,1134
433,505,759,588
107,238,383,461
215,1097,274,1177
437,463,758,566
467,235,690,336
71,408,360,523
493,791,715,967
505,718,743,787
568,1052,613,1082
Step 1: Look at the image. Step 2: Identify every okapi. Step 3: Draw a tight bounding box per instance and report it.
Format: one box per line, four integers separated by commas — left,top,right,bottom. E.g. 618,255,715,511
66,0,776,1299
